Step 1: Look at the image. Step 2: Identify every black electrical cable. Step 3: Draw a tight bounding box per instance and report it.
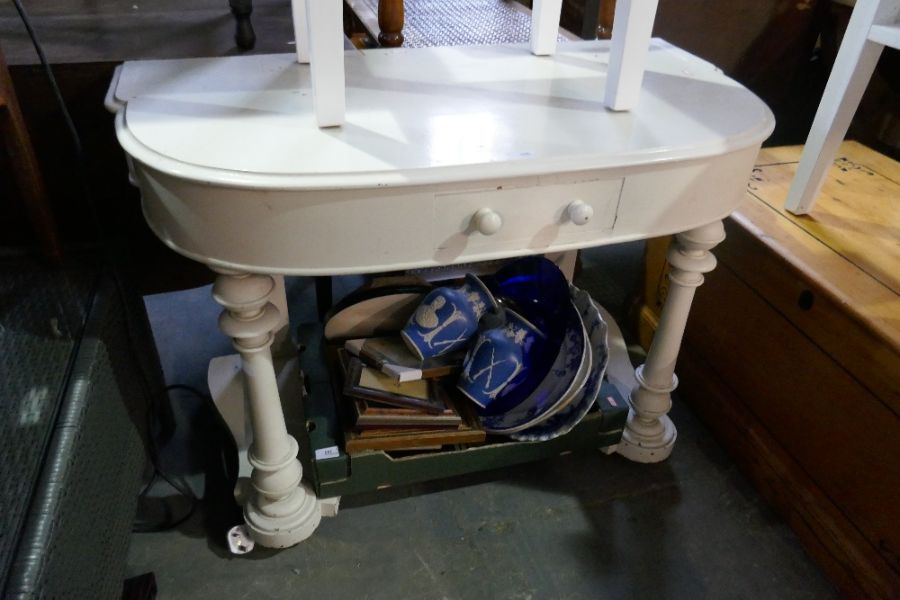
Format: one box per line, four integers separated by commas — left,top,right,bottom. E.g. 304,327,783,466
11,0,232,533
132,385,201,534
11,0,102,239
131,384,241,533
164,384,241,493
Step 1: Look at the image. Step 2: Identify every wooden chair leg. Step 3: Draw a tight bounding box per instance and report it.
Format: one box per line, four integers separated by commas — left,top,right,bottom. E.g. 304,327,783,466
378,0,404,47
0,48,62,264
230,0,256,50
598,0,617,39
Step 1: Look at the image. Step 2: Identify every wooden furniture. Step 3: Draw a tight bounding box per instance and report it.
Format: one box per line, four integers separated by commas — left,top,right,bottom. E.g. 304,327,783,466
229,0,256,50
108,0,772,549
0,46,61,264
376,0,404,46
348,0,583,49
785,0,900,214
640,141,900,598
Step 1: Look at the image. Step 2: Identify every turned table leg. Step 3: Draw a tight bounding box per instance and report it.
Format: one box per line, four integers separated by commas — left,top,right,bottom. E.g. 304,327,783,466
212,268,321,547
616,220,725,463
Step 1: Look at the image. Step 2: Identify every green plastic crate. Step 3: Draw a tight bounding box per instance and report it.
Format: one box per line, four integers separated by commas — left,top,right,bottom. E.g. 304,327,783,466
295,324,628,498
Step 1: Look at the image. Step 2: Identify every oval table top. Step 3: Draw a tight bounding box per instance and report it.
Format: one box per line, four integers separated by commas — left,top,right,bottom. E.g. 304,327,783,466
111,39,774,192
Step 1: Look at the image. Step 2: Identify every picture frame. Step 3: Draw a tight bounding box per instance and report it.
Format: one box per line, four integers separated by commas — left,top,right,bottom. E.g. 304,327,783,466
341,351,448,414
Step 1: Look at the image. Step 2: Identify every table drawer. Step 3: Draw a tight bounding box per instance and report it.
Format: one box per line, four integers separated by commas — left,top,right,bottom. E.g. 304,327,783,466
432,177,623,259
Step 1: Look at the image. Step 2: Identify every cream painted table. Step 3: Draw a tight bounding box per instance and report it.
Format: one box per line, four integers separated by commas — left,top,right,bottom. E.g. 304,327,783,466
108,39,773,549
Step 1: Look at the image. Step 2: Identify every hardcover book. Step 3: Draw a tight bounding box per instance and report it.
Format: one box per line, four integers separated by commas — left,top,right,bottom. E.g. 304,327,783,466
344,336,463,382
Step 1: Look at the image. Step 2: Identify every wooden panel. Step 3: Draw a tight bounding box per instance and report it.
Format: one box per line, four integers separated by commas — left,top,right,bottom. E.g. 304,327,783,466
723,202,899,412
685,263,900,579
735,141,900,410
676,342,900,599
638,141,900,597
637,236,669,350
749,141,900,297
0,48,62,263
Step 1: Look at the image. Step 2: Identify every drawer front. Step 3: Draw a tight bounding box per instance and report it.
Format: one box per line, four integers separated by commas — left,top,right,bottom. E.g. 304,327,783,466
433,177,623,258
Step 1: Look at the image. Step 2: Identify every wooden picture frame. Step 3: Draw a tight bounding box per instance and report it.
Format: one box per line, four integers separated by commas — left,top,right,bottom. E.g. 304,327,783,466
341,352,448,414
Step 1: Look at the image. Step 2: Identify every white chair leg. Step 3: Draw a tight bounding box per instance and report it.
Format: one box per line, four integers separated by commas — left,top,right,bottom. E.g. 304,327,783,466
784,6,893,214
305,0,346,127
604,0,659,111
530,0,564,56
291,0,310,63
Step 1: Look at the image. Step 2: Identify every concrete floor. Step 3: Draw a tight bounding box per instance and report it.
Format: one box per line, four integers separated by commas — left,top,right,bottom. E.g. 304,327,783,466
131,246,836,599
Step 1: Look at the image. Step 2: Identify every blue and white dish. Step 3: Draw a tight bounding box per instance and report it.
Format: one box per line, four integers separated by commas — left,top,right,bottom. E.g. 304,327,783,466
480,294,590,434
511,287,609,441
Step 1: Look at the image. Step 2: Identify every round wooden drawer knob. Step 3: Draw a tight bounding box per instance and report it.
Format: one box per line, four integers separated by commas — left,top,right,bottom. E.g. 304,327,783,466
473,208,503,235
567,200,593,225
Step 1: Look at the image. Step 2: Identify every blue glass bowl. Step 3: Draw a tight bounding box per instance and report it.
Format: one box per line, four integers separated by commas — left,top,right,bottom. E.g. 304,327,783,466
478,257,571,417
485,256,570,339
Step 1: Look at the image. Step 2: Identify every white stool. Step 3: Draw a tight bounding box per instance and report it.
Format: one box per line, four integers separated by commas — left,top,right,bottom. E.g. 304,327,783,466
291,0,659,127
785,0,900,215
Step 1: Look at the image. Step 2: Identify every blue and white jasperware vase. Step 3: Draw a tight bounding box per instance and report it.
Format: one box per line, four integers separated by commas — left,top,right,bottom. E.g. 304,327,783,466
457,309,543,409
400,273,497,360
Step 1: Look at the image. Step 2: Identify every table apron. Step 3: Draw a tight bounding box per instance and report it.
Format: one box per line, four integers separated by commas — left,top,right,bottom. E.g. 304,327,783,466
134,145,759,275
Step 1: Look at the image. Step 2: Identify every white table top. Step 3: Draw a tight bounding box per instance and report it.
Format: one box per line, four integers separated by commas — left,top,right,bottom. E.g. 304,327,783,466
113,39,773,190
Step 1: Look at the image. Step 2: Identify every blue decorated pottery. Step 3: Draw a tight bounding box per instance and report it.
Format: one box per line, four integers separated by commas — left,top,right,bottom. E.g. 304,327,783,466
511,286,609,441
457,309,543,409
400,273,497,360
480,292,591,434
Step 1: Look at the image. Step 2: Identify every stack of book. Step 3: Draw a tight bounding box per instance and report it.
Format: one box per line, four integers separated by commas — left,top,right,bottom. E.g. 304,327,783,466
334,337,487,454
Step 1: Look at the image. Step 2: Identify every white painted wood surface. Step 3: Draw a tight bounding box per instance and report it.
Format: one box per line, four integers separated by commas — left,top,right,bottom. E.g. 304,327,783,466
211,270,321,547
114,42,768,188
299,0,653,118
110,39,773,548
529,0,565,55
604,0,659,111
304,0,345,126
785,0,900,214
291,0,310,63
114,42,769,275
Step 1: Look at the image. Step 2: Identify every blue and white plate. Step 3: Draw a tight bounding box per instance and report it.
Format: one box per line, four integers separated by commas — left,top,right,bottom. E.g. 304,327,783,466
480,293,590,434
511,287,609,441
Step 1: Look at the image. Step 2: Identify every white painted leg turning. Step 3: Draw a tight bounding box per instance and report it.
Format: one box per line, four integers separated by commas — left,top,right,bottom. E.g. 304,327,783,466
616,220,725,463
212,269,321,548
